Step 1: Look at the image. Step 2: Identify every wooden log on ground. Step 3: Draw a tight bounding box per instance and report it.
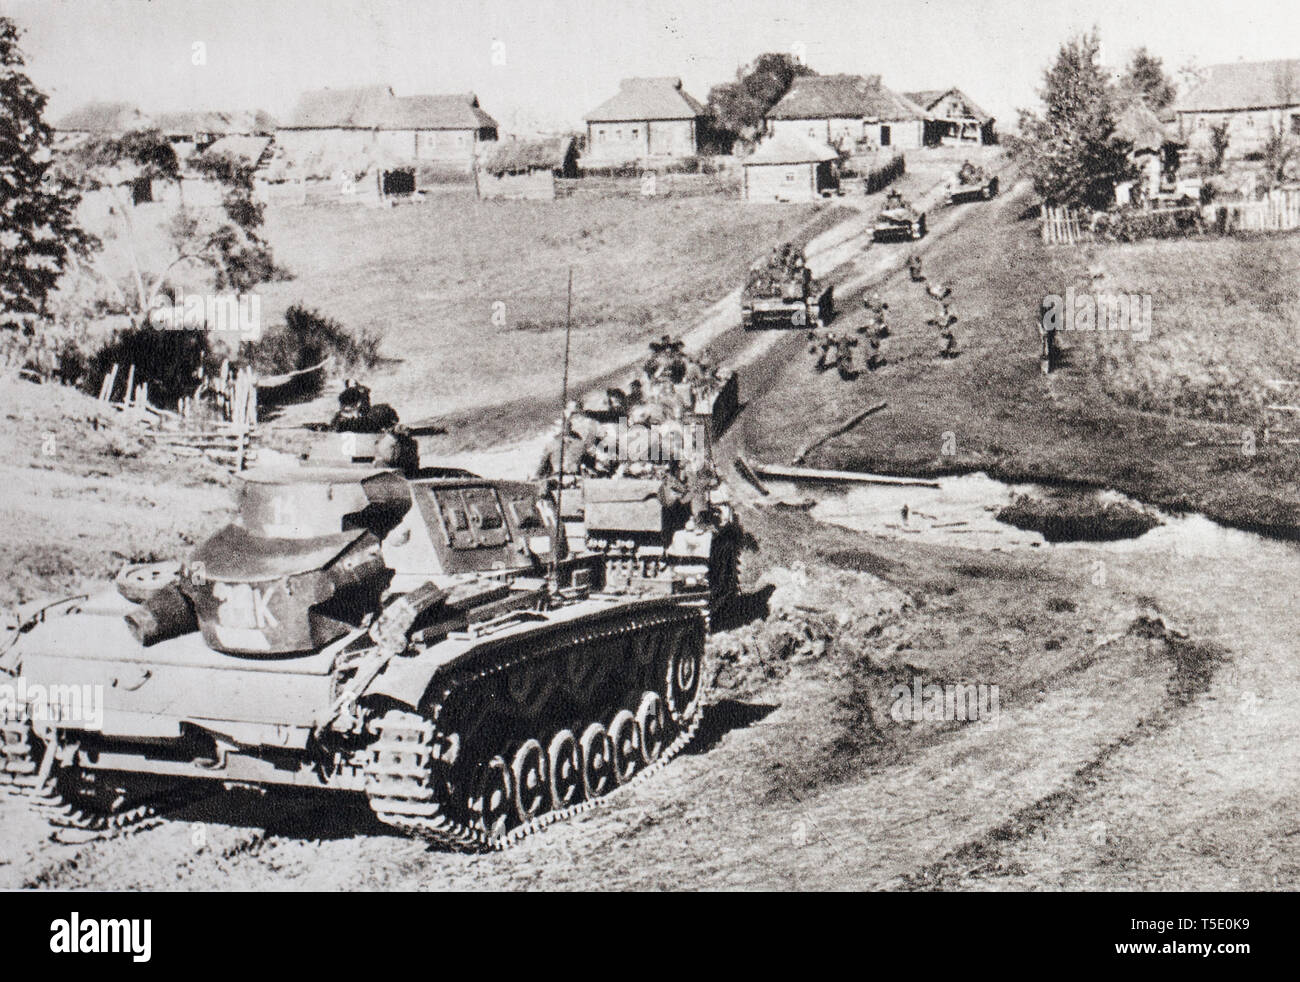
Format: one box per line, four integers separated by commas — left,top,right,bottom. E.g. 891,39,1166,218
792,401,887,465
752,463,940,487
732,457,770,495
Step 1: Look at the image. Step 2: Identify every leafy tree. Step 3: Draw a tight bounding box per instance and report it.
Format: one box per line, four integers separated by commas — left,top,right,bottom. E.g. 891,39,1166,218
707,52,816,143
1009,31,1136,210
1120,47,1176,111
1208,120,1231,175
0,17,93,325
61,132,286,324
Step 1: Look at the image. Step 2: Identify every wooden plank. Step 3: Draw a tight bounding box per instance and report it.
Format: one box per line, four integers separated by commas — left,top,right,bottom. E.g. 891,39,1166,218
752,463,941,487
732,457,770,496
792,401,887,465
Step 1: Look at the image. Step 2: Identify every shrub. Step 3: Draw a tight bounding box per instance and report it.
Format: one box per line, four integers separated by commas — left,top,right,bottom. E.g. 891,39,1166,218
84,325,212,407
240,304,381,396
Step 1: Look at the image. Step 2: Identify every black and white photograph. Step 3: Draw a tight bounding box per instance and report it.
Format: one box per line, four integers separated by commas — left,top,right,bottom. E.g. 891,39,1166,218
0,0,1293,945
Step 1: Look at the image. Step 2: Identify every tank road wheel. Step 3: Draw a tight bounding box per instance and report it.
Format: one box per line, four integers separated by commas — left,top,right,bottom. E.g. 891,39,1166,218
511,740,549,822
608,710,641,784
579,723,615,800
664,628,703,726
636,692,667,764
547,730,583,809
470,755,514,841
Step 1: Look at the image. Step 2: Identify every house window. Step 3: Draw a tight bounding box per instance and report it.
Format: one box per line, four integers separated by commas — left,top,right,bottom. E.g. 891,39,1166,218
1292,113,1300,135
808,127,817,138
598,129,606,142
631,128,639,139
785,172,796,182
615,128,622,140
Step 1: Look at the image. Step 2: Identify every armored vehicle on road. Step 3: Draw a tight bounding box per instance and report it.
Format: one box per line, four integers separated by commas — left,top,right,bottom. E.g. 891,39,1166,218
872,189,927,241
741,244,833,330
0,457,736,849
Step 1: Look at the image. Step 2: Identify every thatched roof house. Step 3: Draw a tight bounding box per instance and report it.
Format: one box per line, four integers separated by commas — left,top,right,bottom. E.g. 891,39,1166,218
55,101,152,133
904,87,996,144
742,136,839,202
478,136,578,200
277,85,499,176
583,77,708,162
766,74,935,149
1174,58,1300,158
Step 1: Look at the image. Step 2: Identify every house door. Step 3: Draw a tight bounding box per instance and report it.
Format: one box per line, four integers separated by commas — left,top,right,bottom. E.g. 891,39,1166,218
880,125,891,147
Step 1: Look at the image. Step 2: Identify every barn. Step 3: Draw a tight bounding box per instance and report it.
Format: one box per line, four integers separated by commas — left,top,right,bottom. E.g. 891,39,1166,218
276,85,499,177
742,137,839,202
766,74,933,151
478,136,579,200
904,88,996,144
583,77,709,164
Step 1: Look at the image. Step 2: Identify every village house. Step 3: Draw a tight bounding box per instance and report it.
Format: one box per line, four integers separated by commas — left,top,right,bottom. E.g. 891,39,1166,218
765,74,934,150
583,77,709,164
1175,58,1300,159
904,88,996,144
478,136,579,200
54,102,274,204
741,135,839,202
276,85,499,178
1113,100,1185,202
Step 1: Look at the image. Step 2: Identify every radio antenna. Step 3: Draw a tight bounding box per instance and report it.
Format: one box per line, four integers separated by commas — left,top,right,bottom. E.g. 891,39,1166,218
550,266,574,587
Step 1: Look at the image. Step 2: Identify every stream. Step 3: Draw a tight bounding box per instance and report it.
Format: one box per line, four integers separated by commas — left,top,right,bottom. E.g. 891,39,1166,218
762,471,1291,561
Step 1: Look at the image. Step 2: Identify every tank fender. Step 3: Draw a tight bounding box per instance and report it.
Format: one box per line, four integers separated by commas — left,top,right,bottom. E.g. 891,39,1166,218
363,647,449,710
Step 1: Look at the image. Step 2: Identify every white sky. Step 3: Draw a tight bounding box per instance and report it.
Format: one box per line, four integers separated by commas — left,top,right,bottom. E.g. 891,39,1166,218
3,0,1298,134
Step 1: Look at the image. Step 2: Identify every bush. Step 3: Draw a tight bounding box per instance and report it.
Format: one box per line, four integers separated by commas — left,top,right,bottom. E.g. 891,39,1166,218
84,325,211,407
240,304,381,396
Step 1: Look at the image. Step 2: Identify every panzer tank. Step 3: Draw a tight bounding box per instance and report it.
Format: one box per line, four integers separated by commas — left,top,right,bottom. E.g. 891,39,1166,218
872,189,927,242
741,246,834,330
0,461,730,849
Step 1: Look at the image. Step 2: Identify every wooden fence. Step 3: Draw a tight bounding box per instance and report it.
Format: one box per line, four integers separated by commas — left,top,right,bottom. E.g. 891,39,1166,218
1216,189,1300,233
1040,205,1087,245
1044,189,1300,245
862,153,906,195
556,173,741,200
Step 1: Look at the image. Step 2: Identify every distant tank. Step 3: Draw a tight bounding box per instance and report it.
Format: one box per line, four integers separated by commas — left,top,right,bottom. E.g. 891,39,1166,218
0,455,733,849
872,189,927,241
741,243,834,330
946,161,998,205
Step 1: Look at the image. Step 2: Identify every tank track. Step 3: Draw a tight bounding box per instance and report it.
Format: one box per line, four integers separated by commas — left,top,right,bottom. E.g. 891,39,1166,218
1,714,204,841
363,601,708,852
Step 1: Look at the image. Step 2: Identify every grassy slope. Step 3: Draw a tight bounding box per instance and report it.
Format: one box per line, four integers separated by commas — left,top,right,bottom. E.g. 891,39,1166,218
744,180,1300,534
256,192,836,418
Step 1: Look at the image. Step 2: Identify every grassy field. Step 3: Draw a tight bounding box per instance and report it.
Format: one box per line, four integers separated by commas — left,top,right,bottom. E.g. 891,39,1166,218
743,180,1300,534
255,191,835,418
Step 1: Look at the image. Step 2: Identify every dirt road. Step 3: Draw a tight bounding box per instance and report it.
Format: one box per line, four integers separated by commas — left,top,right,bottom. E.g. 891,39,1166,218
5,159,1294,891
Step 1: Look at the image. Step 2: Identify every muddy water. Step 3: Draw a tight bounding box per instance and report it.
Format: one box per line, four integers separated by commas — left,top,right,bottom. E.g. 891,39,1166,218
764,471,1292,561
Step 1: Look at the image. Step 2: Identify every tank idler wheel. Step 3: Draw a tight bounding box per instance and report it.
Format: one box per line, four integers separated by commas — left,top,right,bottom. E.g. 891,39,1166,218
471,755,514,841
579,723,615,800
636,692,667,764
547,729,583,808
511,739,549,822
665,630,703,725
608,710,641,784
